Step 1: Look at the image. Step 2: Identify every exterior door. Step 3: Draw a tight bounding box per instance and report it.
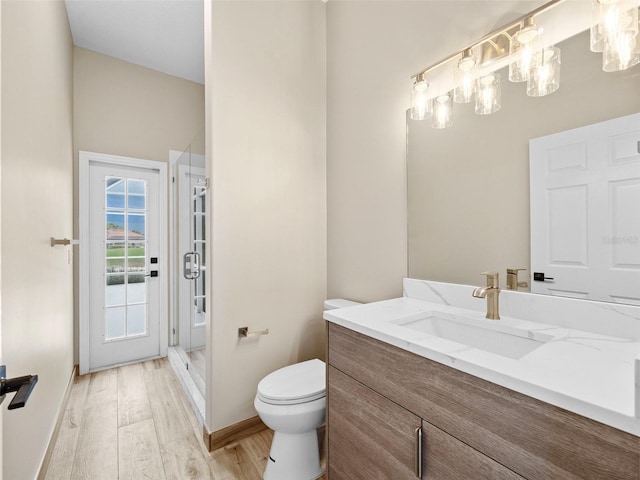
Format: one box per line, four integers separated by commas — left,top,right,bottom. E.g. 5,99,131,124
530,113,640,304
80,153,167,373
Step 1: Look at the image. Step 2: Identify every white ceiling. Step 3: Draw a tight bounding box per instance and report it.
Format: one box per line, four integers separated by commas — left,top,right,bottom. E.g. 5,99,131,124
63,0,548,88
64,0,205,84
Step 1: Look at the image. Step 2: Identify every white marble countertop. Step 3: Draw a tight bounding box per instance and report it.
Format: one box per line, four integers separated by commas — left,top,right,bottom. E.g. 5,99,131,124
324,295,640,436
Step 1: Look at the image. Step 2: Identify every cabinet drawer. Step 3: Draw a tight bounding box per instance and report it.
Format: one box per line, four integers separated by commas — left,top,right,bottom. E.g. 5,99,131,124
328,322,640,480
328,366,421,479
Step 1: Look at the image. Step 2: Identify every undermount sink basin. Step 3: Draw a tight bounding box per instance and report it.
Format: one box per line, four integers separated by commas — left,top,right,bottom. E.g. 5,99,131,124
393,312,553,360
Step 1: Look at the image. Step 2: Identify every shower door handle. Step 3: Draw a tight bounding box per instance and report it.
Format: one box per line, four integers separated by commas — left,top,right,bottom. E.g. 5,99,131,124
192,252,201,280
183,252,202,280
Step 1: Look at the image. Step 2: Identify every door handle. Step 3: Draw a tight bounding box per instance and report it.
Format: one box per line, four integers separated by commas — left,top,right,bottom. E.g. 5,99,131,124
533,272,554,282
183,252,201,280
415,426,422,478
0,366,38,410
183,252,196,280
145,270,158,278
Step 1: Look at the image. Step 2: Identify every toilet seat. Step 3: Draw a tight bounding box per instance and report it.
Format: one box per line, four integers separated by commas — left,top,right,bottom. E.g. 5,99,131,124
257,359,325,405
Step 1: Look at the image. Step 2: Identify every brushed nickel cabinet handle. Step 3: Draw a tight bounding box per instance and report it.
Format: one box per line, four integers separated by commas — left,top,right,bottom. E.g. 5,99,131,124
415,426,422,478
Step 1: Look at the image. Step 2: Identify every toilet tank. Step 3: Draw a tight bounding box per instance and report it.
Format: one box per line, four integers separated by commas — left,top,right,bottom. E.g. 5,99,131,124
324,298,361,310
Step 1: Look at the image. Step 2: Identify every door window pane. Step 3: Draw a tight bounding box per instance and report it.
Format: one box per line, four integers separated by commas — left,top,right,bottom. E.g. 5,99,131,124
107,193,125,208
127,179,146,209
106,213,126,240
128,213,145,240
127,242,145,258
105,307,126,340
106,177,125,192
106,256,125,273
127,305,146,336
127,275,146,303
127,255,145,273
105,276,126,306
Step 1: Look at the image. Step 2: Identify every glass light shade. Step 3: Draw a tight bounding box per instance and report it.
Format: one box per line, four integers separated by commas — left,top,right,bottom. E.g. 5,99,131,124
454,50,477,104
509,20,542,82
527,46,561,97
590,0,639,52
432,93,453,129
410,77,433,120
474,73,501,115
602,29,640,71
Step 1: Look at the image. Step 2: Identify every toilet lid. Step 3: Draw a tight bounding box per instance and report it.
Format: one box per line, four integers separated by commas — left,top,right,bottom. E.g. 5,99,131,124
257,359,326,405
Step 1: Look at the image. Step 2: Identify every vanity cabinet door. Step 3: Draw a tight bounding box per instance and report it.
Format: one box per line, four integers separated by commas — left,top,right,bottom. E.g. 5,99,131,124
422,421,524,480
328,366,421,480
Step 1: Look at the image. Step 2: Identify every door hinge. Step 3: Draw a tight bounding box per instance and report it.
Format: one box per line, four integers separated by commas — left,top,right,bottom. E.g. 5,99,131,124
172,328,175,335
172,176,175,183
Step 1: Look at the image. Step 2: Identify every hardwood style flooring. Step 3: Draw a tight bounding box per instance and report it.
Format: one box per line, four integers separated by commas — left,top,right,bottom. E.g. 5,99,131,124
45,358,326,480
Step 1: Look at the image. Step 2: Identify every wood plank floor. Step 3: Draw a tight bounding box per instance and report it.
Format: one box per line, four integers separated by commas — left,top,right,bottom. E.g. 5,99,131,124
45,358,326,480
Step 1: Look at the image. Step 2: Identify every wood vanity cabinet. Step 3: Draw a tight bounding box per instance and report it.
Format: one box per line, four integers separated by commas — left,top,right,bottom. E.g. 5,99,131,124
326,323,640,480
328,365,523,479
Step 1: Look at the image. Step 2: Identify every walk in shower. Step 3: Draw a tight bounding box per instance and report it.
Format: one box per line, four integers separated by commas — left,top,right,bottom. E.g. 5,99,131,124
169,131,207,420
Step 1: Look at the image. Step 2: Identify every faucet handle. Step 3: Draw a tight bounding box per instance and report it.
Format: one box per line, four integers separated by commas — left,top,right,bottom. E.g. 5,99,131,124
506,268,526,275
480,272,499,288
506,268,528,290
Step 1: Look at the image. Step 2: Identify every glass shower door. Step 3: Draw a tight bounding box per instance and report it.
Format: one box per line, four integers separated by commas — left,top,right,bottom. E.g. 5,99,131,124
174,140,207,396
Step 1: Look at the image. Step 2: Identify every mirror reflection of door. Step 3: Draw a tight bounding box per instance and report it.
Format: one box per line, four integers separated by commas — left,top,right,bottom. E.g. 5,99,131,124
530,113,640,304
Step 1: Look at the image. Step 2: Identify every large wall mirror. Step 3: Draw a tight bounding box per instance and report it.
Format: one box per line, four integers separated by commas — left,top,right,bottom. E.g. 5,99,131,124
407,29,640,305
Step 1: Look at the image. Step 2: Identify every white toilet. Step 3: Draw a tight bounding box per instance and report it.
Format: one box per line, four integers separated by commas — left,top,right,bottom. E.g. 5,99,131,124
254,299,360,480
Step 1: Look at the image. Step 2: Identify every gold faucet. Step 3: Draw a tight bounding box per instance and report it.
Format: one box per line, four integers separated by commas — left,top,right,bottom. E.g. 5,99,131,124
506,268,528,291
472,272,500,320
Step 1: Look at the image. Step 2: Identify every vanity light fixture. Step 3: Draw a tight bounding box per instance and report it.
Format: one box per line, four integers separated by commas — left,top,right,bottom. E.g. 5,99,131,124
527,46,561,96
591,0,640,71
475,73,501,115
408,0,639,126
409,0,563,126
509,17,543,82
454,49,478,104
432,93,453,129
602,29,640,70
410,73,433,120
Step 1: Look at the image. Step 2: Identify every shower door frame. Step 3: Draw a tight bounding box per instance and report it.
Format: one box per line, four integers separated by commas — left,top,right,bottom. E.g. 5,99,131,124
168,150,208,398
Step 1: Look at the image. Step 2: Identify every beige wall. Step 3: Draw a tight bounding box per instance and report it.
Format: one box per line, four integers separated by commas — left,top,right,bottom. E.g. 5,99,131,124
1,1,74,479
325,1,544,302
73,47,205,362
73,47,205,163
208,1,327,431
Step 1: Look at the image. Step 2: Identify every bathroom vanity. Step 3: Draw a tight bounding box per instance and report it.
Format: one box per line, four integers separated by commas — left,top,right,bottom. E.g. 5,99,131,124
324,279,640,479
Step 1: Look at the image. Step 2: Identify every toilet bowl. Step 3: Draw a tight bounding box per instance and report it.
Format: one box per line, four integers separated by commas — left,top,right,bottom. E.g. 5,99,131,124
254,359,326,480
254,299,361,480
